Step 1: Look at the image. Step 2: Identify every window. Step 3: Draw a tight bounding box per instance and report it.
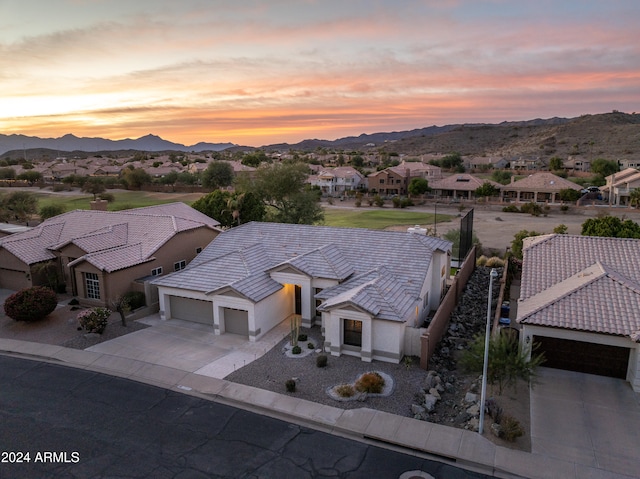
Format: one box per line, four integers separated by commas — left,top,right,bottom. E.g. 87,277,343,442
343,319,362,347
174,260,186,271
379,179,385,184
151,267,163,276
85,272,100,300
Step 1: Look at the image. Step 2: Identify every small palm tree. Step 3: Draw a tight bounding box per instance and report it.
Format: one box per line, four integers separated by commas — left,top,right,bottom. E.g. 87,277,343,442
629,188,640,208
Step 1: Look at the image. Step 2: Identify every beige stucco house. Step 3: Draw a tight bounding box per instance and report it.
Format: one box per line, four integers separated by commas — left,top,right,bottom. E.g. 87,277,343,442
0,203,221,307
517,234,640,392
601,168,640,206
430,174,502,200
152,222,452,364
501,172,582,203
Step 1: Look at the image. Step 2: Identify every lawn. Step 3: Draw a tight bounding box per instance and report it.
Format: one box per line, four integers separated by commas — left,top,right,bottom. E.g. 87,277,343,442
322,208,452,230
35,189,206,212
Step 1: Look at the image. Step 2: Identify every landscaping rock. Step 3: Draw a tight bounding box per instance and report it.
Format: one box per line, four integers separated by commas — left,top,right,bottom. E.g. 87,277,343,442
464,392,478,403
466,404,480,416
423,394,439,412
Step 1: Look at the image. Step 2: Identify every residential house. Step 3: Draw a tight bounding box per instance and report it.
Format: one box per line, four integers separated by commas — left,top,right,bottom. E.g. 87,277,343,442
429,174,502,200
0,203,221,306
367,162,442,196
510,157,546,170
152,222,452,363
307,166,365,195
601,168,640,206
563,156,591,173
617,159,640,170
517,234,640,392
500,172,582,203
464,156,510,171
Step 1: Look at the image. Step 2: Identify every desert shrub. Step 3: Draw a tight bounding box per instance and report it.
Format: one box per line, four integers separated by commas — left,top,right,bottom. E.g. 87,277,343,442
560,205,569,213
77,307,111,334
392,197,401,208
4,286,57,322
354,199,362,207
292,345,302,355
520,202,542,216
122,291,145,310
285,379,296,393
335,384,355,398
476,255,488,266
502,205,520,213
485,256,505,268
400,197,414,208
307,342,314,349
297,333,308,342
500,414,524,442
355,372,385,394
374,195,384,207
486,398,503,424
316,354,328,368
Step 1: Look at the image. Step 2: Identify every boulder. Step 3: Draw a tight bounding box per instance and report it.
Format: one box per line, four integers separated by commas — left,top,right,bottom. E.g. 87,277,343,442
428,387,441,399
423,394,439,412
466,404,480,416
464,392,478,404
411,404,426,416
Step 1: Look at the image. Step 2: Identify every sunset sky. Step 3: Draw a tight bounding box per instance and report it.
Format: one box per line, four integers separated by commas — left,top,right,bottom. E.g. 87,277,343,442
1,1,639,147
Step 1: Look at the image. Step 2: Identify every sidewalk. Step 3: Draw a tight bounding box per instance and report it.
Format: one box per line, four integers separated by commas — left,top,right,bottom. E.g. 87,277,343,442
1,338,633,479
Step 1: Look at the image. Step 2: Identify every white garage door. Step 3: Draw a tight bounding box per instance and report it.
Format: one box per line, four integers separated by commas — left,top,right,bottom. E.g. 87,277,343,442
169,296,213,325
224,307,249,337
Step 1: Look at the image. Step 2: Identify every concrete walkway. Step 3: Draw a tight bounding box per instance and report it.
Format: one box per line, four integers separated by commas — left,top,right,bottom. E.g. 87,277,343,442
1,334,638,479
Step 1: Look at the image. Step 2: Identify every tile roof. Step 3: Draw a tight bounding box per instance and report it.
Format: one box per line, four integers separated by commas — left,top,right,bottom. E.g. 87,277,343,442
518,234,640,339
430,174,502,191
506,172,582,191
0,203,220,272
153,222,452,322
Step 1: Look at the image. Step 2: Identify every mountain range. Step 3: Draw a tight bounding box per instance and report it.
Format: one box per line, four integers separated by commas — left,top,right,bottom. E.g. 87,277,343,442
1,111,639,159
0,133,235,156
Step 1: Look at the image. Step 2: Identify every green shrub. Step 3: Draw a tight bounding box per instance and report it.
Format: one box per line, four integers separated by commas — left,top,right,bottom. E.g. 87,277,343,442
500,414,524,442
292,345,302,355
297,333,308,342
316,354,328,368
285,379,296,392
520,202,542,216
122,291,145,310
307,342,314,349
68,298,80,306
355,372,385,394
400,197,414,208
77,307,111,334
502,205,520,213
335,384,355,397
4,286,57,322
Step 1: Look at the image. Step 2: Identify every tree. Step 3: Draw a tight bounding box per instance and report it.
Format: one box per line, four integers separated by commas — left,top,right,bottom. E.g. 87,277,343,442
241,151,268,168
629,188,640,208
581,215,640,238
39,204,66,220
460,332,545,394
0,191,38,224
17,170,42,186
590,158,618,178
558,188,581,202
236,163,323,224
191,190,265,228
511,230,542,259
408,177,430,196
82,177,106,200
0,167,16,179
120,167,151,189
491,170,512,185
474,182,500,198
159,170,178,188
202,161,234,189
548,157,564,171
553,224,568,234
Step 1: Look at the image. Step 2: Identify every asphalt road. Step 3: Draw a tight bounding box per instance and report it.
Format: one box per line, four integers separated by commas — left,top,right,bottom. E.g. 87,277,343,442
0,356,494,479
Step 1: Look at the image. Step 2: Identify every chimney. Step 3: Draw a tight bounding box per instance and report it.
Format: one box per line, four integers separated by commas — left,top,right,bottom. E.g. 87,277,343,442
90,199,108,211
510,176,515,184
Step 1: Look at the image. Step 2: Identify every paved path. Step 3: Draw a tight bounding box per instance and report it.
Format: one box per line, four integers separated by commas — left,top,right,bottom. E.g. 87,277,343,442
0,356,492,479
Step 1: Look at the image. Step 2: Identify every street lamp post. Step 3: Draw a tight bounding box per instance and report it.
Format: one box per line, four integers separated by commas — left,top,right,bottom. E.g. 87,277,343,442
479,268,499,435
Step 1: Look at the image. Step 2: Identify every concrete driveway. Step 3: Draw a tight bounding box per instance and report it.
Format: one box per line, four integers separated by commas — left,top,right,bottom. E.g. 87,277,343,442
530,367,640,478
85,314,291,379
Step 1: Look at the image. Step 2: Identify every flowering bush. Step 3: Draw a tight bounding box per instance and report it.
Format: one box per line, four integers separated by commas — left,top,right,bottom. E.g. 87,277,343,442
355,372,385,394
4,286,57,322
77,307,111,334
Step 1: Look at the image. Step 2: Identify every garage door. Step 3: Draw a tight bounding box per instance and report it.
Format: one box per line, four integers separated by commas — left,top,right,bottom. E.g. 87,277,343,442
223,308,249,337
169,296,213,325
536,336,629,379
0,269,30,290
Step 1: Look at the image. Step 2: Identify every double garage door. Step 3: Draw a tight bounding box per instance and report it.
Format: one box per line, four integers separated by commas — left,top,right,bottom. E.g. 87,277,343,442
535,336,630,379
169,296,248,336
